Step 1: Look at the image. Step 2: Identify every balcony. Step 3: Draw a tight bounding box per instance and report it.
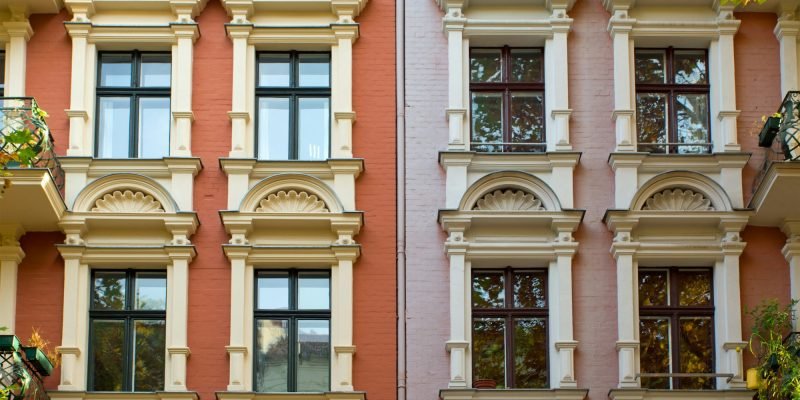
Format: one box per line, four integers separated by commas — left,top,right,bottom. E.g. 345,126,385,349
0,335,53,400
0,97,66,232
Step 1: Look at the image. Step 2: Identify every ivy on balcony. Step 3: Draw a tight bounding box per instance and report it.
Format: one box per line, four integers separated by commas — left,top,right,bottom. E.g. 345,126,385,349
0,98,63,190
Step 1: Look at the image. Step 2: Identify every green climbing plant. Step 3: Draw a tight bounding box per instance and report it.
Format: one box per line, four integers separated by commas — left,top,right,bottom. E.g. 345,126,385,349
0,101,50,170
748,299,800,400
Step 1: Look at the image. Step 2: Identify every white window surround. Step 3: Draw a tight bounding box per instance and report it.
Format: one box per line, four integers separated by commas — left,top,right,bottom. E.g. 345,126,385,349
608,389,755,400
774,1,800,95
0,5,34,98
438,171,584,390
604,171,752,393
221,0,366,160
220,173,362,393
216,393,366,400
437,0,574,152
50,392,199,400
64,0,204,158
54,173,199,394
440,388,588,400
604,0,741,154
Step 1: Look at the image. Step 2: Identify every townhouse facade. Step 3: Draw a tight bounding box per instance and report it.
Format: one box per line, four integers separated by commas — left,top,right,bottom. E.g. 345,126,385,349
1,0,800,400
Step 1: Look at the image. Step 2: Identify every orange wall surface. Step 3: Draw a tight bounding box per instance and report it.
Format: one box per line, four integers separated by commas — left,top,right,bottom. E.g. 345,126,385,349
16,1,397,398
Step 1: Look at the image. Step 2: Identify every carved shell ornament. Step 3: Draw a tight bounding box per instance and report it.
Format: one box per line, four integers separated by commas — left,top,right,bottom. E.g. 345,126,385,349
642,188,715,211
473,189,545,211
256,190,329,213
91,190,165,213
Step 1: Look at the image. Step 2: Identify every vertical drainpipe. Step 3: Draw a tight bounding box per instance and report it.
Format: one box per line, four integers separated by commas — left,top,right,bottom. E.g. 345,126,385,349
396,0,407,397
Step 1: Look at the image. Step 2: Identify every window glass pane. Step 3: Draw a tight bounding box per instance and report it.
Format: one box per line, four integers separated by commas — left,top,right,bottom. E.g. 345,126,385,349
0,53,6,95
298,273,330,310
140,54,171,87
513,318,548,388
678,271,712,306
636,93,667,153
513,271,546,309
471,92,503,152
298,97,330,160
299,54,330,87
258,97,290,160
470,49,502,83
91,319,125,391
639,270,668,307
100,54,133,87
135,272,167,310
635,50,666,84
257,272,290,310
97,97,132,158
674,50,707,85
510,49,543,83
472,272,505,309
255,319,289,392
510,91,544,152
678,317,715,389
132,320,166,391
259,54,291,87
138,97,171,158
675,93,710,154
297,320,330,391
472,318,506,388
92,271,127,310
640,317,671,389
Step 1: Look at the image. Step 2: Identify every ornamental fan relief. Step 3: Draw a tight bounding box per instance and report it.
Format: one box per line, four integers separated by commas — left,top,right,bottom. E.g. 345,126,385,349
473,189,545,211
256,190,329,213
91,190,165,213
642,188,715,211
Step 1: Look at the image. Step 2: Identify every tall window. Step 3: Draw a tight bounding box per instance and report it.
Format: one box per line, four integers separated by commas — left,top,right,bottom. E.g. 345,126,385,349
639,268,715,390
469,47,545,153
635,48,710,154
257,52,331,160
89,270,167,391
96,52,171,159
255,270,331,392
471,269,548,389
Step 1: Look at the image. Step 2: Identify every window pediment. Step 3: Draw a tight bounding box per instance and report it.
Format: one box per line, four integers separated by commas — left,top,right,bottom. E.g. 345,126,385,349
91,190,166,213
256,190,330,213
440,388,588,400
641,188,714,211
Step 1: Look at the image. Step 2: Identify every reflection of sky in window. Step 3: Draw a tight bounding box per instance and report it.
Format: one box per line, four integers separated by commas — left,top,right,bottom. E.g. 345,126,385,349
298,276,330,310
299,63,329,87
258,276,289,310
259,61,290,87
298,98,329,160
298,320,329,340
101,62,132,87
258,98,290,160
98,97,131,158
136,274,166,310
138,97,170,158
141,62,171,87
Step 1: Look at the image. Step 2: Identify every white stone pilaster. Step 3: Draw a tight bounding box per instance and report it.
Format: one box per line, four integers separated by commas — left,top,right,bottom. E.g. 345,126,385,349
56,247,88,391
3,21,32,97
552,240,578,388
0,225,24,334
717,234,746,389
165,248,192,391
714,7,741,152
332,24,358,159
782,221,800,332
332,246,358,391
444,9,467,150
549,12,573,151
65,23,92,156
775,18,800,95
228,25,253,158
612,235,639,388
608,9,636,152
225,247,249,391
445,230,468,388
171,24,198,157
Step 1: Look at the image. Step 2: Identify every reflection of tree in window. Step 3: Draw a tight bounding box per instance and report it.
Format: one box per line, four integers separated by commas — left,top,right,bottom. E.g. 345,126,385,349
471,269,548,388
639,269,715,390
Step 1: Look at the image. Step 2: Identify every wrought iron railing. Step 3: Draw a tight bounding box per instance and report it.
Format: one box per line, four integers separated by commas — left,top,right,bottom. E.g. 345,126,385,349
0,97,63,191
470,142,547,153
0,335,52,400
754,91,800,191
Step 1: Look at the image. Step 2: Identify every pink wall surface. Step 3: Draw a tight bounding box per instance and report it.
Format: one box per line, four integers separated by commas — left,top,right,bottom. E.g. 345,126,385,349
403,1,794,399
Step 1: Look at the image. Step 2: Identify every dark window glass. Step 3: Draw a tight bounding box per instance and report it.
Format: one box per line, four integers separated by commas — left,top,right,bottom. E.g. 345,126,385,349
89,270,166,392
255,270,331,392
256,52,330,160
635,48,710,154
638,269,714,389
470,47,545,153
0,52,6,96
472,269,548,389
96,52,171,158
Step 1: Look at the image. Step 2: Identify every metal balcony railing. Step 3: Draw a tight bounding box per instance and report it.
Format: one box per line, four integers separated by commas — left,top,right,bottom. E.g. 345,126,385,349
753,91,800,191
0,335,52,400
0,97,63,191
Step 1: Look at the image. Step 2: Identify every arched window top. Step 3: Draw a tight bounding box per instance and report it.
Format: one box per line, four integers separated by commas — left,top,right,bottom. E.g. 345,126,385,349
458,171,563,212
72,174,179,213
238,174,344,214
631,171,733,212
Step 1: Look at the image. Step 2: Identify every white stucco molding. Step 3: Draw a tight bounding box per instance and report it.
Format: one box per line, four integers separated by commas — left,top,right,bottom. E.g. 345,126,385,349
437,0,574,152
440,152,580,209
55,244,197,392
440,388,588,400
605,0,741,154
605,177,752,391
608,388,755,400
220,158,363,212
50,391,200,400
63,0,204,159
61,157,202,212
439,169,585,389
0,224,25,335
608,152,749,210
216,392,366,400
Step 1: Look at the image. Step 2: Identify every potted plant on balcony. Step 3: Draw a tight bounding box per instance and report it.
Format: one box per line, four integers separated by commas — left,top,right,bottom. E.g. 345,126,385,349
0,103,50,170
759,113,783,147
747,298,800,400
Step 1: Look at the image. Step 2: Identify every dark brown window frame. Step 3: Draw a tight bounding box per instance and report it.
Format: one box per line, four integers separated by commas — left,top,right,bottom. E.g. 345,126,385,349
471,267,549,389
469,46,546,153
638,267,716,390
635,47,712,154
